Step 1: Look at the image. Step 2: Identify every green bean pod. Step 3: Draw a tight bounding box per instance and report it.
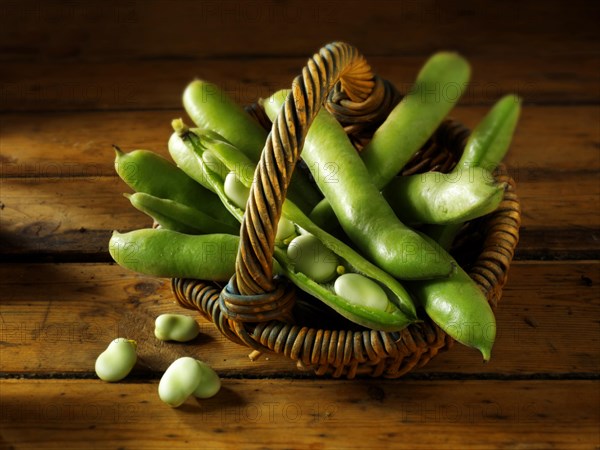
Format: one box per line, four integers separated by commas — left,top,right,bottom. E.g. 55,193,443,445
278,202,419,330
109,223,415,330
362,52,471,189
306,52,470,227
424,95,522,248
182,79,322,213
457,95,522,170
108,229,239,281
382,167,506,225
160,127,418,328
169,122,247,221
183,79,269,163
264,90,454,280
126,192,239,235
114,147,237,229
407,262,496,361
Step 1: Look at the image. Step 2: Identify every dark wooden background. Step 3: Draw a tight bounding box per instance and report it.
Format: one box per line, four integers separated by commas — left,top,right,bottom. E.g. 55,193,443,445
1,1,599,449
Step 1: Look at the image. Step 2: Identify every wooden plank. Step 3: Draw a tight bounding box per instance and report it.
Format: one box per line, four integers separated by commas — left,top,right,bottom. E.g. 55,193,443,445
1,171,598,259
0,379,598,449
0,0,597,61
2,106,598,178
0,261,598,375
1,54,598,112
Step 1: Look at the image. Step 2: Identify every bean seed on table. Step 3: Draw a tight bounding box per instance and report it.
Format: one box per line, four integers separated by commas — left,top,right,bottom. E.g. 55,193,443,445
158,357,204,407
158,357,222,407
95,338,137,382
154,314,201,342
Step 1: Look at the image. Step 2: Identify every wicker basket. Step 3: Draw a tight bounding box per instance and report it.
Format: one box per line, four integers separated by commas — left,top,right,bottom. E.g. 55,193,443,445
171,42,521,379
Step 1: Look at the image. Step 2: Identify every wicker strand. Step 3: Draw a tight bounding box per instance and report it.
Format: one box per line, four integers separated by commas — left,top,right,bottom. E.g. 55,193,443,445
232,42,374,302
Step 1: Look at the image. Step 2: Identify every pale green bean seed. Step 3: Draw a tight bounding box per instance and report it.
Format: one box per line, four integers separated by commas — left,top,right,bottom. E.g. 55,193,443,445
287,233,339,283
201,150,228,180
193,360,221,399
275,217,297,244
334,273,389,311
95,338,137,382
154,314,200,342
224,172,250,209
158,357,203,407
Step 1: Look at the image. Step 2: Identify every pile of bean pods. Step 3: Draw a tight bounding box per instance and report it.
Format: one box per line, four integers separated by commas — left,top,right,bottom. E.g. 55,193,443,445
109,51,521,362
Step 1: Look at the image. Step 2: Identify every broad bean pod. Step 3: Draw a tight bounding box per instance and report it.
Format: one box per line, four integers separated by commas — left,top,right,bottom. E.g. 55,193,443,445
264,90,454,281
158,126,418,329
114,147,237,229
307,52,471,226
126,192,239,235
182,79,322,213
382,167,506,225
409,96,520,358
407,262,496,361
109,229,239,282
425,95,522,248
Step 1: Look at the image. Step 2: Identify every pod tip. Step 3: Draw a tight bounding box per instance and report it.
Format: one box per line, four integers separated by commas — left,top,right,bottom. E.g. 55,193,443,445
479,346,492,362
113,145,124,157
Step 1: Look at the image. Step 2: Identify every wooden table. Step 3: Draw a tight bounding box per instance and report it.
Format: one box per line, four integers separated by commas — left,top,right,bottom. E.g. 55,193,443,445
1,1,598,448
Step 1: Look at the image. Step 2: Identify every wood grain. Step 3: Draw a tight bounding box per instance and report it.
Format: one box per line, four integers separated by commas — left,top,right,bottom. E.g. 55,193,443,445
2,173,598,260
2,54,599,112
1,105,599,259
1,0,597,61
1,379,598,450
2,106,598,177
1,261,597,375
0,1,597,449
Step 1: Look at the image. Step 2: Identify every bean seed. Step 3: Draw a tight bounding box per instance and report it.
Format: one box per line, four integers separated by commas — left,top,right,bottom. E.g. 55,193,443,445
154,314,200,342
193,360,221,399
334,273,389,311
287,233,339,283
158,357,203,407
224,172,250,209
95,338,137,382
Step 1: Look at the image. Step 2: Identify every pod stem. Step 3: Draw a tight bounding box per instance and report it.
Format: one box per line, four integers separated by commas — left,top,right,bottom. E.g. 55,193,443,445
172,118,189,136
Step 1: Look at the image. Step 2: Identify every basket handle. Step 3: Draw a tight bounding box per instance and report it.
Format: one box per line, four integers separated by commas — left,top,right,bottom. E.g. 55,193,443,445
220,42,376,321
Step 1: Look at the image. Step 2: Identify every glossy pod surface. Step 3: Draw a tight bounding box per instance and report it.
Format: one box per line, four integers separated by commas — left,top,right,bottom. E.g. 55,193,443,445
114,147,237,228
183,80,322,213
172,124,418,326
383,167,505,225
407,263,497,361
264,91,454,281
108,229,239,282
126,192,239,235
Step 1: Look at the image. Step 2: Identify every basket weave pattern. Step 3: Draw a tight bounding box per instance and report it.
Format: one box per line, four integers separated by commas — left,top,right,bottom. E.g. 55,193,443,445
171,42,521,378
